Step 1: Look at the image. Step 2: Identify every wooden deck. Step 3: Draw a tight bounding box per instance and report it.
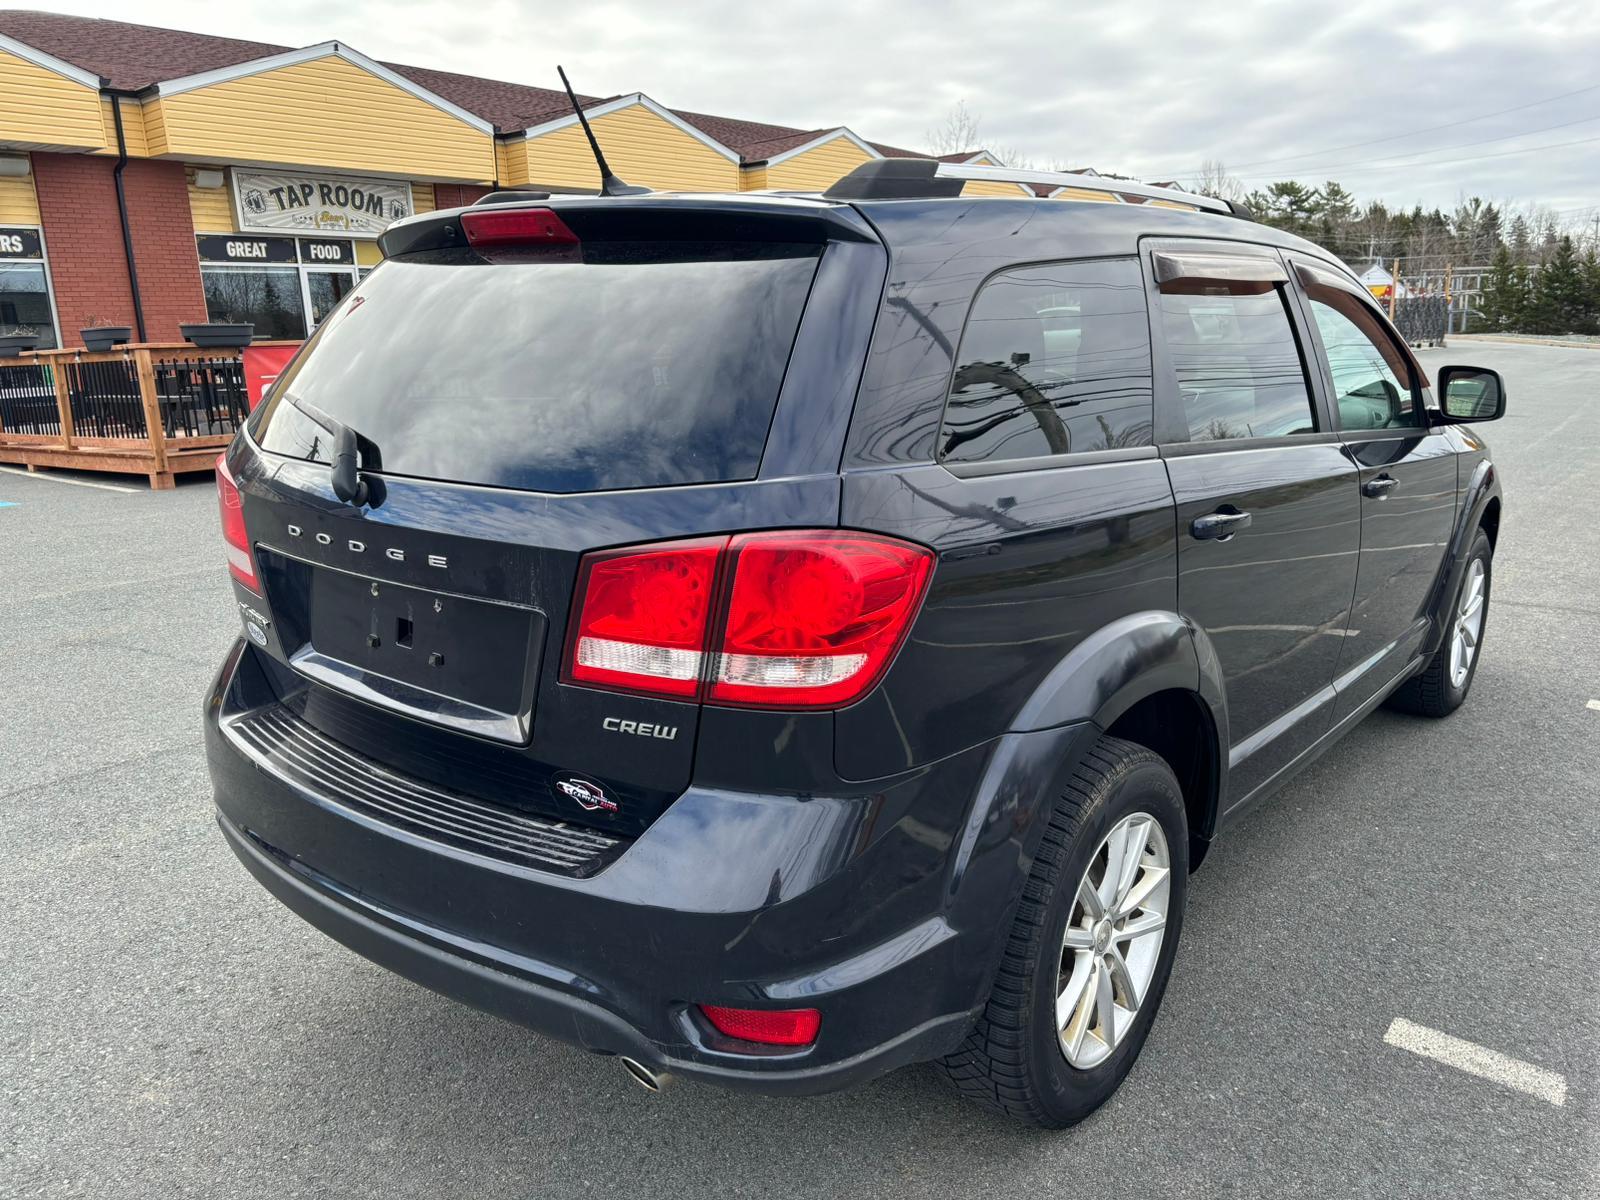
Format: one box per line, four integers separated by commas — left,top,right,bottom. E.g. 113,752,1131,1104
0,342,295,489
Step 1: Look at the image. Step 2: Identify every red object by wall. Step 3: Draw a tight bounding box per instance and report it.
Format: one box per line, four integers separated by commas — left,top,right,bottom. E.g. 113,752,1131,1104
31,152,207,347
243,343,300,410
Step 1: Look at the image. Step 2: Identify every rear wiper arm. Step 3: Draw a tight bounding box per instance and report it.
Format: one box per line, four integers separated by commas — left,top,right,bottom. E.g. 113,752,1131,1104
287,396,373,507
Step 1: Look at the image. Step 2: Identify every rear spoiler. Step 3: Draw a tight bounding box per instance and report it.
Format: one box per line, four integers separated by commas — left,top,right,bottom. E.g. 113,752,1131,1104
378,195,881,258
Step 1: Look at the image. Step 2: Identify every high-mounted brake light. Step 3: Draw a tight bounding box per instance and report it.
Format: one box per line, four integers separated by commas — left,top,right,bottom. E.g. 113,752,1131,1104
215,453,258,591
698,1005,821,1048
561,531,933,709
459,207,579,247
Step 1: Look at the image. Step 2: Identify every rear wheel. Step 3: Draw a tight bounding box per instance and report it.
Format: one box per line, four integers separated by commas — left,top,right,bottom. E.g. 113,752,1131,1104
1387,528,1492,717
937,736,1187,1128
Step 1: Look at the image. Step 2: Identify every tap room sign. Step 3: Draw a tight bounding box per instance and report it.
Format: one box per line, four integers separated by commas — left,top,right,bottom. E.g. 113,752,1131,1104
231,169,412,238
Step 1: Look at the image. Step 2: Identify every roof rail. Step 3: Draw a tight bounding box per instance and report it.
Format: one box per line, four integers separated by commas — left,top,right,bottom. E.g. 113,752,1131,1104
824,158,1249,218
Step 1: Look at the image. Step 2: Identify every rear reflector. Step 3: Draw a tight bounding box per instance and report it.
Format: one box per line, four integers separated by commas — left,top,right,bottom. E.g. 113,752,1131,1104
215,453,258,591
459,206,579,247
561,531,933,709
699,1005,821,1047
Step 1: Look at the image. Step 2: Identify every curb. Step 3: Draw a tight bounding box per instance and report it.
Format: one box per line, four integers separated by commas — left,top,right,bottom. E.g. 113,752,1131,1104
1450,334,1600,351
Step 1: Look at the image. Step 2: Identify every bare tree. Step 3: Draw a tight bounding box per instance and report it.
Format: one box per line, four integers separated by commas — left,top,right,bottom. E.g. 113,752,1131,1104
1190,159,1244,203
925,100,984,158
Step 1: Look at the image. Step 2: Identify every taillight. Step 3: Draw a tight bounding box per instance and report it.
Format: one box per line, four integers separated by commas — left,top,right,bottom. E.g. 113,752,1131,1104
711,532,933,707
215,453,257,592
560,531,933,709
459,206,579,247
698,1005,821,1047
564,538,725,698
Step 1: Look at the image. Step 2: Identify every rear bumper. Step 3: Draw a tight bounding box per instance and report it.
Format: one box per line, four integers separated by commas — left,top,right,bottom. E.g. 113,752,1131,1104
216,810,967,1094
205,638,1096,1095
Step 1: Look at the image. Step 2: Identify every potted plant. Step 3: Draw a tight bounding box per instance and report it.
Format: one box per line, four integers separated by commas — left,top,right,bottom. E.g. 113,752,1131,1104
80,316,133,353
180,315,254,349
0,325,41,358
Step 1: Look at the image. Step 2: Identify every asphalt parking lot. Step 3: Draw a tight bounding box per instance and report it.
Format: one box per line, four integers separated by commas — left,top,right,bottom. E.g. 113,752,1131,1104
4,340,1597,1198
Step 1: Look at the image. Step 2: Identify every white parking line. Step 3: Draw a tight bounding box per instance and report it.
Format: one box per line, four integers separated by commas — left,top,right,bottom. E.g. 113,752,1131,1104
1383,1018,1567,1107
0,465,138,493
1587,699,1600,712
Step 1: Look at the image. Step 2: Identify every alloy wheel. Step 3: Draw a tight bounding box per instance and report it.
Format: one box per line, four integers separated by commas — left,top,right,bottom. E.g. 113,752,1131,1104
1450,558,1487,688
1056,812,1171,1070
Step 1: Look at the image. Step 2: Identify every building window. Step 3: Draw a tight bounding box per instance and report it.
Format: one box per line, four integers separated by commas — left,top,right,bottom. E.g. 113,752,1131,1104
0,226,59,349
201,266,307,339
196,235,358,340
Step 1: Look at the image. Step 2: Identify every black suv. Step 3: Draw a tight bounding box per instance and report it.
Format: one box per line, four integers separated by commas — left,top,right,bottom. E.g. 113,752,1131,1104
205,158,1506,1128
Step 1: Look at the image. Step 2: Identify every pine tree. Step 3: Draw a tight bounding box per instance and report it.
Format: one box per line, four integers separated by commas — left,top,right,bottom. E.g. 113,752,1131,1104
1525,236,1586,334
1477,245,1524,331
1508,214,1533,265
1580,246,1600,335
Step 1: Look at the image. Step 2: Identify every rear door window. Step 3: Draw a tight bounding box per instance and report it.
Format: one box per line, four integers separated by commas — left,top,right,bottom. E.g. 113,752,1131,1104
940,258,1154,464
250,241,821,493
1156,277,1317,442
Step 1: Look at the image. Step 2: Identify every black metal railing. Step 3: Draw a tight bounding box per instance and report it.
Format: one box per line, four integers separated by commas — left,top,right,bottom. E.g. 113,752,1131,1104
151,354,251,437
0,361,59,435
64,356,146,438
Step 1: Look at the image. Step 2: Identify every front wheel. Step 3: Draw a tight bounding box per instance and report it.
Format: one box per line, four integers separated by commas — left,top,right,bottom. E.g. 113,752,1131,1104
1387,528,1492,717
937,736,1187,1128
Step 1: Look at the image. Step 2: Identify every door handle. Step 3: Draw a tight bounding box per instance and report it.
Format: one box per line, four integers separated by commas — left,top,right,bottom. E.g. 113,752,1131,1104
1190,508,1253,541
1362,474,1400,499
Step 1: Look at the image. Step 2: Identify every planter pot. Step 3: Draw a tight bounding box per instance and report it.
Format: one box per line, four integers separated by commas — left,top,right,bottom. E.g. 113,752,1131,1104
0,332,41,358
81,326,132,352
180,322,254,349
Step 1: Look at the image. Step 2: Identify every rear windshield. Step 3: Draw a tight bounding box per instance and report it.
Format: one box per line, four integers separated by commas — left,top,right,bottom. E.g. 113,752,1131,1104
250,241,821,493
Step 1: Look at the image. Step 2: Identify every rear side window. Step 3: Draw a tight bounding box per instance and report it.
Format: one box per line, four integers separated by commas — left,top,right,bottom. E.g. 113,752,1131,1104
1157,283,1316,442
251,241,820,493
940,258,1154,465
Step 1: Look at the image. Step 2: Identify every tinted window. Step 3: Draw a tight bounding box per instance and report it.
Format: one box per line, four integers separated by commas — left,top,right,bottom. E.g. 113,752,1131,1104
1304,286,1419,431
941,258,1153,464
251,242,820,493
1158,284,1316,442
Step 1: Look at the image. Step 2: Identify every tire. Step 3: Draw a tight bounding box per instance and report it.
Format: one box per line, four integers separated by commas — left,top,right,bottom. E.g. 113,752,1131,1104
1386,528,1493,718
937,736,1188,1128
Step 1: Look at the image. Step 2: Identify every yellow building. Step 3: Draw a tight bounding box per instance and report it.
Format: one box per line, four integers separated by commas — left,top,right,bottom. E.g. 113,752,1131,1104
0,11,1167,348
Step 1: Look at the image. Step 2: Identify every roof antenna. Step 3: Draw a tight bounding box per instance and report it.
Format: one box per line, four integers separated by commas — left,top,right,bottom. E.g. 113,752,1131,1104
557,65,650,196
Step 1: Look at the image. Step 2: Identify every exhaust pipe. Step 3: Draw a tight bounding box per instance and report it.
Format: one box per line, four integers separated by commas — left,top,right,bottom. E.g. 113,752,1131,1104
619,1057,672,1093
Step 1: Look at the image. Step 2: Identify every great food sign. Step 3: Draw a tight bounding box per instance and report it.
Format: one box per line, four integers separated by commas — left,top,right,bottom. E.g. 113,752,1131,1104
231,169,412,238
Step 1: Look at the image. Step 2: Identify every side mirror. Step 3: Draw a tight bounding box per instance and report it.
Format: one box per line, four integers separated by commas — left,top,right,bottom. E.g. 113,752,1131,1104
1437,365,1505,423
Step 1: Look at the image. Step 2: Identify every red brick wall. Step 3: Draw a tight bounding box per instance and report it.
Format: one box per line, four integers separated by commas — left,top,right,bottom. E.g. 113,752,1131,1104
432,183,492,209
31,153,205,347
121,159,206,342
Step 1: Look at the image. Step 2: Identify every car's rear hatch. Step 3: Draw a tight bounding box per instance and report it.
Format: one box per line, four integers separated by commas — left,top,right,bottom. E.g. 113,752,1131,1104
229,197,886,838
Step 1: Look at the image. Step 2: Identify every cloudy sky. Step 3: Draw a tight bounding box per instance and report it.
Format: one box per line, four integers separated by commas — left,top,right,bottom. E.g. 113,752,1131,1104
38,0,1600,222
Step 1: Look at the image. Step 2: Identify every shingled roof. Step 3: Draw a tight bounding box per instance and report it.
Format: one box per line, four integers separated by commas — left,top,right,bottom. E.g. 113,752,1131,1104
0,8,936,164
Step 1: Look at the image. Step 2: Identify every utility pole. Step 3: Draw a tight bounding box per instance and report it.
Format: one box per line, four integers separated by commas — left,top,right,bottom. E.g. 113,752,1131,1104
1389,256,1400,320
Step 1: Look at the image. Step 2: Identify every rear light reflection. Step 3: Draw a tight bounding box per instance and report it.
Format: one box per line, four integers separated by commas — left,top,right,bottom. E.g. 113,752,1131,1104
215,453,258,592
560,531,933,710
698,1004,821,1047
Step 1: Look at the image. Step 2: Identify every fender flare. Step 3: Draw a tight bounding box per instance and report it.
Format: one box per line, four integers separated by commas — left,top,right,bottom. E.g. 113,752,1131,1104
1013,610,1229,752
1422,458,1501,658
